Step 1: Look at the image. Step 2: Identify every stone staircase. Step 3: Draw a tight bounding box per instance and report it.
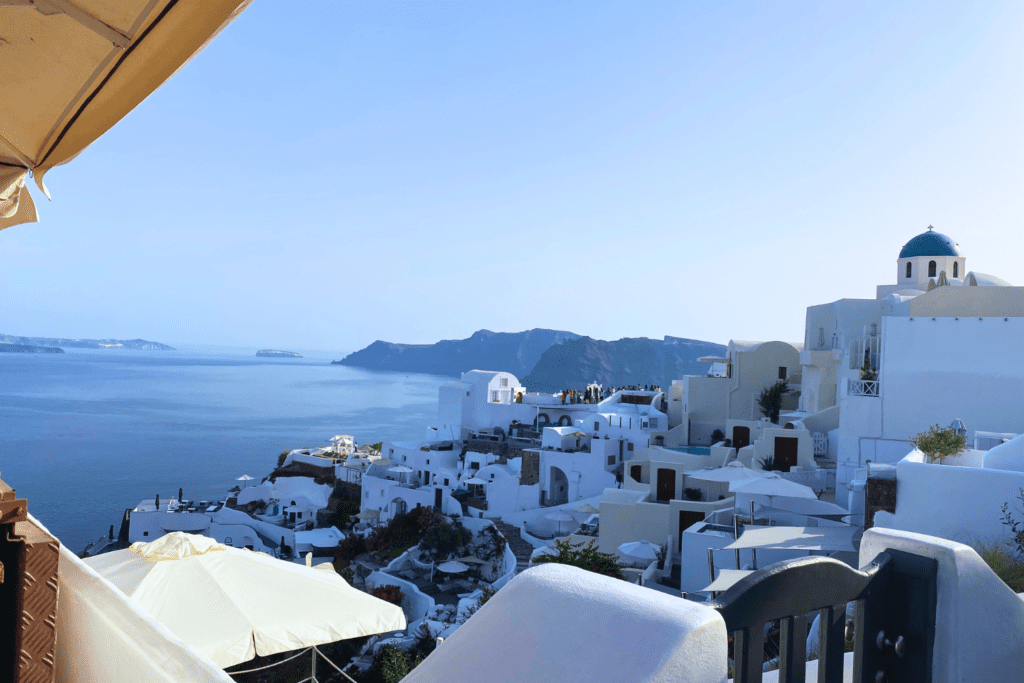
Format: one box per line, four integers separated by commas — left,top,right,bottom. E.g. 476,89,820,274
493,520,535,572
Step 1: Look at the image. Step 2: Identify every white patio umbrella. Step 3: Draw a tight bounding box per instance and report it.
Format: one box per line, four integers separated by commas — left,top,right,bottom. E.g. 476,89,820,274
84,533,405,668
545,509,575,535
618,540,660,563
574,503,599,515
236,474,254,488
729,473,818,508
0,0,252,231
436,560,470,574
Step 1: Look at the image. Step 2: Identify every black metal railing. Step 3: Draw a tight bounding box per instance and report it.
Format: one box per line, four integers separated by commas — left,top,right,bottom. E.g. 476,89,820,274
708,549,936,683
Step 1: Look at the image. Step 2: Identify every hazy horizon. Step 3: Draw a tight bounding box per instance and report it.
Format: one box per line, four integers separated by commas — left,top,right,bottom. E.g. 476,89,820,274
2,1,1021,351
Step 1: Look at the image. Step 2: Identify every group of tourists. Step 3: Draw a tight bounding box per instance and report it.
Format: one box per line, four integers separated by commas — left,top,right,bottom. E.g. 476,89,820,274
556,383,663,405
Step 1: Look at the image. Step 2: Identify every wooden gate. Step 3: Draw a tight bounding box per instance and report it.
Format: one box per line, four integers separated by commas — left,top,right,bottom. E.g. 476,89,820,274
656,468,675,502
709,550,936,683
775,436,799,472
678,510,704,546
733,425,751,451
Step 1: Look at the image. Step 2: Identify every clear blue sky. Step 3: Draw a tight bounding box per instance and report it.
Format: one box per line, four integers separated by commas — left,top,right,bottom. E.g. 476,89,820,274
2,1,1021,354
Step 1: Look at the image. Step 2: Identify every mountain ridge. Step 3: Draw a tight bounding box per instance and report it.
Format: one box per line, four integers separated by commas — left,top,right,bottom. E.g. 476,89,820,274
334,329,725,389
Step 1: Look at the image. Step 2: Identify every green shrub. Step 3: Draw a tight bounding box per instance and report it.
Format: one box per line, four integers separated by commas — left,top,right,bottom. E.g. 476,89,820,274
370,584,405,607
977,544,1024,593
756,380,788,424
909,425,967,464
419,517,472,562
711,429,725,444
533,539,624,580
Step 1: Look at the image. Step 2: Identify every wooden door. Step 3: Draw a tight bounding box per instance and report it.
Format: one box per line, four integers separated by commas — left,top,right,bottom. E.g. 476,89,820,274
679,510,705,545
434,488,443,510
774,437,799,472
656,468,675,502
733,425,751,450
630,465,642,482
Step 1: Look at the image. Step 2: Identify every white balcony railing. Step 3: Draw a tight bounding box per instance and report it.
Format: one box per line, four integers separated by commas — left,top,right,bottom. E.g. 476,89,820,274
847,378,880,397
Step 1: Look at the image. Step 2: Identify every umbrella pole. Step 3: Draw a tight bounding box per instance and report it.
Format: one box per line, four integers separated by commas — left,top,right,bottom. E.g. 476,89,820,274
311,646,317,682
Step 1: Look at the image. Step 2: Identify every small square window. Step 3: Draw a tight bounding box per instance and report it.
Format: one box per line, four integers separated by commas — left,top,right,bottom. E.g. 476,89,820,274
627,443,634,451
500,378,508,387
607,455,615,466
143,531,149,537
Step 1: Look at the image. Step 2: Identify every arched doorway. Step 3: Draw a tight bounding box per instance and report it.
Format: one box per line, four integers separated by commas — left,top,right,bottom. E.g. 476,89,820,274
548,466,569,506
558,415,572,427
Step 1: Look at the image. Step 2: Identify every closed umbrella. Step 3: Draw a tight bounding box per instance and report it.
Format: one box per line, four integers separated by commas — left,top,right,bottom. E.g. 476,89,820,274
0,0,252,230
84,533,405,668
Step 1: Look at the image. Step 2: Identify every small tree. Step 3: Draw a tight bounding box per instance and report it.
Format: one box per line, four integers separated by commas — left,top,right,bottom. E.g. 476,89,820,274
756,380,788,424
909,424,967,465
532,539,625,580
859,357,878,381
419,517,472,562
711,428,725,445
1000,488,1024,559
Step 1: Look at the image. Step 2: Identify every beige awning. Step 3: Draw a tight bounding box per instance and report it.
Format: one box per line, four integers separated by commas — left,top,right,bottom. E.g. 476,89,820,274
698,356,730,363
700,569,753,593
0,0,252,230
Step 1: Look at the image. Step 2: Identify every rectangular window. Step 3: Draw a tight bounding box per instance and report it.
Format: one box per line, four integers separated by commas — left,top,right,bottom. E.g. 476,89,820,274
426,459,430,465
627,443,634,451
491,390,500,402
649,417,658,429
444,479,449,486
594,421,600,431
500,378,508,387
779,367,787,380
607,455,615,466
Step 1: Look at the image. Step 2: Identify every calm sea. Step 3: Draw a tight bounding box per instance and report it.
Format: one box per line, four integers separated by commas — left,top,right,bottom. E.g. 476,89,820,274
0,349,449,553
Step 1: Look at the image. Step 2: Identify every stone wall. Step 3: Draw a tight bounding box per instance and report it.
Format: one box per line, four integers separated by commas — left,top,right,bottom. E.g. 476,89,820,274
865,476,897,529
521,452,540,486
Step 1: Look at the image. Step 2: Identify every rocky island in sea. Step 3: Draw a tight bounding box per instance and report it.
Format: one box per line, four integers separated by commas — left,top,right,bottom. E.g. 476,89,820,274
256,349,303,357
0,333,174,351
0,342,64,353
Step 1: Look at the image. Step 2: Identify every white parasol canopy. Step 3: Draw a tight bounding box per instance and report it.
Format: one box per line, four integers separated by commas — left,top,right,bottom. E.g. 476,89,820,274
0,0,252,230
357,509,381,521
545,509,574,534
574,503,599,514
700,569,754,593
463,477,488,486
686,465,761,483
729,472,818,507
436,561,470,574
84,533,405,668
618,540,660,562
388,465,414,474
722,526,859,553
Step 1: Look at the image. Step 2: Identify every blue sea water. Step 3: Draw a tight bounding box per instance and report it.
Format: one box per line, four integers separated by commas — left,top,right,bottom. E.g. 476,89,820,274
0,349,449,553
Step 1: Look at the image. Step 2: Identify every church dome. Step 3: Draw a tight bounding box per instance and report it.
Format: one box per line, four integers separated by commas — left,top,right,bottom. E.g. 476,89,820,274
899,228,961,258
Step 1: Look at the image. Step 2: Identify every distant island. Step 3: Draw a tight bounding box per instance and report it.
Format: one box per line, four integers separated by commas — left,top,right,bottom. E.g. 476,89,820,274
333,328,725,389
0,343,64,354
257,349,303,358
0,333,174,351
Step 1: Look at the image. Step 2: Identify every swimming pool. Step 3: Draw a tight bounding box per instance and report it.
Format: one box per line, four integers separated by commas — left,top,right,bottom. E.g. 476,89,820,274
666,446,711,456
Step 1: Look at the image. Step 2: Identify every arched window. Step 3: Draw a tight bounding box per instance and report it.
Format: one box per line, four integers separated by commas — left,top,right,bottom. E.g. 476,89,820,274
953,262,958,278
906,262,912,278
928,261,936,277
